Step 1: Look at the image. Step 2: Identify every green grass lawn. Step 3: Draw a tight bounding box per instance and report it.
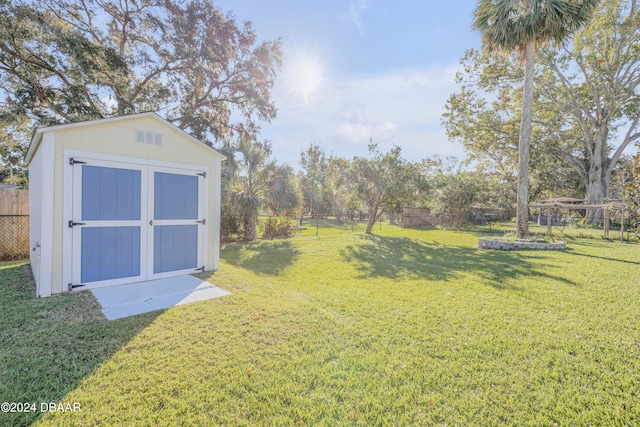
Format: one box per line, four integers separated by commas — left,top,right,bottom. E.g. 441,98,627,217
2,223,639,425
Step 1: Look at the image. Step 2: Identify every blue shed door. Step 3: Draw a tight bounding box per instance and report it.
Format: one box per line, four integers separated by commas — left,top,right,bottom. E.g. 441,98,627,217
71,160,148,287
148,167,204,279
71,159,205,289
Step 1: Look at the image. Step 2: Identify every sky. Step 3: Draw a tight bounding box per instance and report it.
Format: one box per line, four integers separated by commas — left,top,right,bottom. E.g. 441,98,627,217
214,0,481,167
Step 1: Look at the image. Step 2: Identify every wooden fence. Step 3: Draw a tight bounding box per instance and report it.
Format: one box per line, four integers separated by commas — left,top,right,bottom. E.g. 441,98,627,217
402,207,442,228
0,188,30,261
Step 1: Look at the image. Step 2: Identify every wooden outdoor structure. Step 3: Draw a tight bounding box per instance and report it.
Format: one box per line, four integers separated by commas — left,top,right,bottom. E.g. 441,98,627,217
533,197,584,226
530,200,619,236
470,208,515,221
0,188,30,261
401,207,442,228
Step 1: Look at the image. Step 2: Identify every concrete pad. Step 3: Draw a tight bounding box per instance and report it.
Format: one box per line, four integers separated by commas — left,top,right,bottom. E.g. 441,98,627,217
91,275,230,320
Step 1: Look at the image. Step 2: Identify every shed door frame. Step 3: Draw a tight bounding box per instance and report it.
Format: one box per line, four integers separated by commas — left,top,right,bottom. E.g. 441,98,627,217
63,150,209,291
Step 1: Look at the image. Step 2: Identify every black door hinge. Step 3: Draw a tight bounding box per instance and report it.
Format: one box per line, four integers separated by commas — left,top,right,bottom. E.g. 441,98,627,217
195,266,205,272
69,157,87,165
68,220,86,228
196,219,206,225
196,172,206,178
68,283,86,291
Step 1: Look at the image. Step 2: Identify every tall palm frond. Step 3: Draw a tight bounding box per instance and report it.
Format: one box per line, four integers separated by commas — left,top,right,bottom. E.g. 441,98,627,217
472,0,600,55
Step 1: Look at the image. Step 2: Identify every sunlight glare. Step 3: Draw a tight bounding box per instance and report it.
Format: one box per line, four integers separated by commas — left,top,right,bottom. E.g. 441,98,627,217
283,50,326,105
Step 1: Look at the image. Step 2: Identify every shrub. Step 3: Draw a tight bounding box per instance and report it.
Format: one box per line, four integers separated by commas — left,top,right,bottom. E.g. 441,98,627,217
221,202,244,242
262,216,297,239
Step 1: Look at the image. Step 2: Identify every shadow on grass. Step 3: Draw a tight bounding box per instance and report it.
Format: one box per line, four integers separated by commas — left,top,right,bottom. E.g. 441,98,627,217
341,234,576,289
565,250,640,265
222,239,300,276
0,261,161,427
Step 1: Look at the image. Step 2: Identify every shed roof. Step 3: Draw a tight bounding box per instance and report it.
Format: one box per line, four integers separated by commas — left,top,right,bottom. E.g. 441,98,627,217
25,112,226,164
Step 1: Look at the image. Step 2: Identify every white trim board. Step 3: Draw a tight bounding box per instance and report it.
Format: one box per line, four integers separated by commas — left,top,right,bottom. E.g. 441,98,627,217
64,149,212,172
38,133,55,298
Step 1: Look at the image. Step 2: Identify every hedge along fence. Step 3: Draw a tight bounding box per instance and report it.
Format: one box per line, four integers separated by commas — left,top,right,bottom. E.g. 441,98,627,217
262,216,297,239
0,189,30,261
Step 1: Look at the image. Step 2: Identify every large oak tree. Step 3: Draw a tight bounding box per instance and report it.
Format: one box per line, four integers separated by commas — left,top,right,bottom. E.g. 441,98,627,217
0,0,282,146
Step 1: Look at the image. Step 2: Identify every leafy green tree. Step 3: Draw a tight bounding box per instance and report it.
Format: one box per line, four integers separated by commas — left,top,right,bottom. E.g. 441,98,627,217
0,114,30,187
443,50,586,203
537,0,640,222
324,157,351,223
0,0,282,144
613,155,639,227
472,0,599,238
349,144,426,234
299,143,328,214
432,171,491,228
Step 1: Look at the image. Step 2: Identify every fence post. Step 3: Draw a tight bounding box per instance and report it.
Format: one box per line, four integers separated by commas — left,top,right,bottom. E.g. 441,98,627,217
620,208,624,243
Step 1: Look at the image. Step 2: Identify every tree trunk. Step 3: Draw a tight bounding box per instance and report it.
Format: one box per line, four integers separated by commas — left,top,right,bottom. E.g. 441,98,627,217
585,176,605,224
365,205,379,234
244,216,257,241
585,131,606,224
516,39,535,239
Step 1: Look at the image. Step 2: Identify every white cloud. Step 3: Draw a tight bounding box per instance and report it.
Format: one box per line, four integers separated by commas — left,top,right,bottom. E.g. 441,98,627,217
261,62,467,166
330,102,396,144
340,0,368,27
334,121,397,145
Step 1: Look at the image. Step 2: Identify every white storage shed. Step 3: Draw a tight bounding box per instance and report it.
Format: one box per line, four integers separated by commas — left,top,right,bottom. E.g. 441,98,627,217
26,112,225,297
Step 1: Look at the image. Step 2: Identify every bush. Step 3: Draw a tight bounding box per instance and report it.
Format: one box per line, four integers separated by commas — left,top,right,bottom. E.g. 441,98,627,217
221,203,244,243
262,216,297,239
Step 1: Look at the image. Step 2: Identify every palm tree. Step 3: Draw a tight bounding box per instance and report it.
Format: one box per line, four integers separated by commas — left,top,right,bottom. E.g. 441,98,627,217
264,163,301,216
231,138,270,241
472,0,599,238
229,138,300,241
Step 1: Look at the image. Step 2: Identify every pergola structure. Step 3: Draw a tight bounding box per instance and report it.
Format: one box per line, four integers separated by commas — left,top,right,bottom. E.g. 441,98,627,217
530,199,622,236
